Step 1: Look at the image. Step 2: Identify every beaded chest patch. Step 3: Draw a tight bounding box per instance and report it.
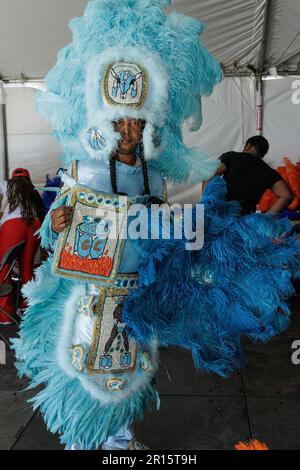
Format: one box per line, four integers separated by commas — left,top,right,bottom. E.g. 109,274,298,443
53,185,133,285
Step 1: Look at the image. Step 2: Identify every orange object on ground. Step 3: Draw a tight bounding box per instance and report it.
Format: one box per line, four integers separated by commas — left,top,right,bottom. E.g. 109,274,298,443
258,157,300,212
259,189,277,213
235,439,269,450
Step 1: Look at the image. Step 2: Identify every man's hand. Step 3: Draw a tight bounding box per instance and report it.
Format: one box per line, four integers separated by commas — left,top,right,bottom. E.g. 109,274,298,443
51,206,74,233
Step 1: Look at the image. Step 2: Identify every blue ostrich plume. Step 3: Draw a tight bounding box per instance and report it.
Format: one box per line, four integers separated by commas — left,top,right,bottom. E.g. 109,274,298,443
36,0,222,184
123,177,300,377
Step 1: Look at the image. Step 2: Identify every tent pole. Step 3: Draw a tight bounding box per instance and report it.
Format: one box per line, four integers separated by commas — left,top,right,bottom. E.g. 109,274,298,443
255,76,264,136
258,0,272,73
0,82,9,180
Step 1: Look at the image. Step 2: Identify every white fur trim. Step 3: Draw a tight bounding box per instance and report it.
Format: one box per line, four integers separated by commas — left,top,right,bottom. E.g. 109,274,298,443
80,118,120,161
56,284,86,379
83,46,169,161
79,340,159,405
56,284,159,405
86,46,169,125
143,122,163,161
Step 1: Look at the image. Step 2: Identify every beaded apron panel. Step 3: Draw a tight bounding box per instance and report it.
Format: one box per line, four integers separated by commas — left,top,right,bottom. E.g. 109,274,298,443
70,273,139,376
87,282,138,375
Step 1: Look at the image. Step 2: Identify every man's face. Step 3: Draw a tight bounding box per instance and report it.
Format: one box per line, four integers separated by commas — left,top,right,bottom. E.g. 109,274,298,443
114,118,145,154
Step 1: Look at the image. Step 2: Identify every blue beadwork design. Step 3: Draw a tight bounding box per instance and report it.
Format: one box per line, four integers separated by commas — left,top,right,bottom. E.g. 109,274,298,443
99,354,113,369
87,128,105,151
120,352,131,367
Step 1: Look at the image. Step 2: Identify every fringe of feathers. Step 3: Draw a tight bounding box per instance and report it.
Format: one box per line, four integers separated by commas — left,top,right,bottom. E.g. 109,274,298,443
123,177,300,377
11,258,158,449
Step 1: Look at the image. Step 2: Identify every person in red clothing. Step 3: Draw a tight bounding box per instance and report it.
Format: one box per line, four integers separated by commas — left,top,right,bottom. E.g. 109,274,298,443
0,168,45,325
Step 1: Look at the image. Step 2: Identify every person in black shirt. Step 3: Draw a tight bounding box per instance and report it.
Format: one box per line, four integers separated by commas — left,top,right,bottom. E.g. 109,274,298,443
204,136,293,215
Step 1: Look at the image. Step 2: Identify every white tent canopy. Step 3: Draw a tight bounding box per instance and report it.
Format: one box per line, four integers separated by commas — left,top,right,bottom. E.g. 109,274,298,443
0,0,300,204
1,0,300,80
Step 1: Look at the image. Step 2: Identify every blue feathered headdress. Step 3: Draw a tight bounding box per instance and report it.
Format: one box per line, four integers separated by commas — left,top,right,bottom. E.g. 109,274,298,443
37,0,222,183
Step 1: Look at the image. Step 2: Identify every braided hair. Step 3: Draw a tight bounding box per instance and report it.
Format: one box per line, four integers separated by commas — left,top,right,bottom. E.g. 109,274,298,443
139,144,151,196
109,142,151,196
109,154,118,195
7,177,45,224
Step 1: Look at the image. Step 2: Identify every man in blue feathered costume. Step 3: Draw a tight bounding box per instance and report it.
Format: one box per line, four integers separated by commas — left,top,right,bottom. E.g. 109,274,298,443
12,0,300,450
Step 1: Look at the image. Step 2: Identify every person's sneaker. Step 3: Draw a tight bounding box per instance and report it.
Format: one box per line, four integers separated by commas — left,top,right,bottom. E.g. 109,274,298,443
65,442,83,450
127,438,150,450
102,437,150,451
